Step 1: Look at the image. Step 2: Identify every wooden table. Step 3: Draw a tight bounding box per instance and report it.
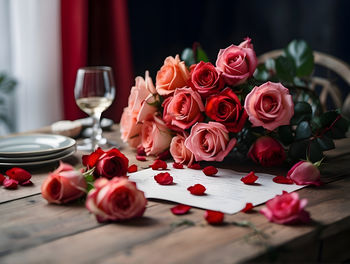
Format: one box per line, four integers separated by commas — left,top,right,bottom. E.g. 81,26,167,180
1,126,350,263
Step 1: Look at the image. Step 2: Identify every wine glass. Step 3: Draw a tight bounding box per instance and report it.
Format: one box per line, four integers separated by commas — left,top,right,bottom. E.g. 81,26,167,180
74,66,116,151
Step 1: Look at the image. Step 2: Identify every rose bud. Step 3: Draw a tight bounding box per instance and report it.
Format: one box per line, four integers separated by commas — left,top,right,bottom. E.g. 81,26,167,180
248,136,286,167
41,162,87,204
86,177,147,222
82,148,129,179
260,191,310,225
287,161,322,186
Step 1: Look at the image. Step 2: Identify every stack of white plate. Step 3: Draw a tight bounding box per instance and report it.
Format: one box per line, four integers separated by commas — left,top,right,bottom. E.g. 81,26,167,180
0,134,76,167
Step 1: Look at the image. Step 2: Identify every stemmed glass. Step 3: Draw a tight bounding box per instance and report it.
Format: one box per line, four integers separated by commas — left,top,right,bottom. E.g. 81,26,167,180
74,66,115,151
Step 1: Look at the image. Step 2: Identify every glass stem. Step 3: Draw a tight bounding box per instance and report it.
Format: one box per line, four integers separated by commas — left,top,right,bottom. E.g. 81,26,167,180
91,112,102,151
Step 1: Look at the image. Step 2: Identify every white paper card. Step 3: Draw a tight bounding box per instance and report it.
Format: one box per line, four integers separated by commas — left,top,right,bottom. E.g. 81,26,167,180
129,163,304,214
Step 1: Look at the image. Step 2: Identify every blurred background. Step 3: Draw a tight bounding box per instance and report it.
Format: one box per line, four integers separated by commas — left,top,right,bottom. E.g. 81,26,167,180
0,0,349,134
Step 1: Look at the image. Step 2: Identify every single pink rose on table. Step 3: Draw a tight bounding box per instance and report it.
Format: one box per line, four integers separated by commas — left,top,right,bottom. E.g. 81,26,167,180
86,177,147,222
185,122,237,162
287,161,322,186
248,136,286,167
41,162,87,204
120,108,142,148
162,87,205,131
244,81,294,131
156,55,190,96
260,191,310,225
216,38,258,86
190,61,224,98
170,133,194,165
141,114,172,156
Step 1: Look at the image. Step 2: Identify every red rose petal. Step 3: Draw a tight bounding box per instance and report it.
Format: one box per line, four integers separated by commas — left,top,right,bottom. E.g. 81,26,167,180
128,164,138,173
6,168,31,183
0,173,5,184
20,180,33,186
3,178,18,189
273,176,294,184
204,210,224,225
241,171,258,185
202,166,218,176
157,149,171,161
150,159,167,170
137,145,146,156
170,204,191,215
136,155,147,161
188,163,201,170
154,172,173,185
241,202,254,213
187,184,206,195
173,163,184,169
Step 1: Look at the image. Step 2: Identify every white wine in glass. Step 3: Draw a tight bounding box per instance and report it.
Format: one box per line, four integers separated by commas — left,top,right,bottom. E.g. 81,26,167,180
74,66,115,151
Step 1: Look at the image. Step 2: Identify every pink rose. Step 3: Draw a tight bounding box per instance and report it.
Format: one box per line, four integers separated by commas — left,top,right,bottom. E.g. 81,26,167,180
86,177,147,222
260,191,310,224
141,114,172,156
190,61,224,98
128,76,151,115
185,122,237,162
216,38,257,86
162,87,205,131
156,55,190,96
287,161,322,186
137,94,159,123
120,108,142,148
41,162,87,204
170,133,194,165
248,136,286,167
244,81,294,131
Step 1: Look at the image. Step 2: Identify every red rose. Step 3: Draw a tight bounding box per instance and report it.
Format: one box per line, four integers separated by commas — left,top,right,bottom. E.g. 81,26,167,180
190,61,224,98
82,148,129,179
86,177,147,222
248,136,286,167
205,88,248,133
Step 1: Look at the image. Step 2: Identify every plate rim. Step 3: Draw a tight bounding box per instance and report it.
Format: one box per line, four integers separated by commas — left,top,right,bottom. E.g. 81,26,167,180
0,133,76,156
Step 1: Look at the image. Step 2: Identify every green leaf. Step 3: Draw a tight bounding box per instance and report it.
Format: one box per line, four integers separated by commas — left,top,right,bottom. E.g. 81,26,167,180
181,48,195,67
295,121,312,140
171,219,195,228
316,135,335,151
196,46,209,63
284,40,314,77
288,140,309,161
278,125,294,145
291,102,313,125
254,64,270,81
265,58,275,72
275,56,296,83
308,139,324,163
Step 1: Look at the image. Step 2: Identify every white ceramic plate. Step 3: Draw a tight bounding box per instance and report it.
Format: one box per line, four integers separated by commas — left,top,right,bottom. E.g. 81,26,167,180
0,134,76,157
0,148,76,167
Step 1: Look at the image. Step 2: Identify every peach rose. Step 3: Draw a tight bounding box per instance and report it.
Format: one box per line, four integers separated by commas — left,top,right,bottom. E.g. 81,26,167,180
216,38,257,86
86,177,147,222
120,108,142,148
137,93,159,123
41,162,87,204
162,87,204,131
170,133,194,165
185,122,237,162
156,55,190,96
128,75,151,115
244,82,294,131
141,114,172,156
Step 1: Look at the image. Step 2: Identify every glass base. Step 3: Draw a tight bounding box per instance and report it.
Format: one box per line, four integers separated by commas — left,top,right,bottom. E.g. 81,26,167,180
77,137,119,152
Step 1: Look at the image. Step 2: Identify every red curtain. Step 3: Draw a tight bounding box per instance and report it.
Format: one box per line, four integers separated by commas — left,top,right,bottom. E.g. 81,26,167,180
61,0,133,122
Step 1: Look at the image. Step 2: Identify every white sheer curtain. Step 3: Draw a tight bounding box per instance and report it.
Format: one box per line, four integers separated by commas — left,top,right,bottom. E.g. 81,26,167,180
0,0,62,133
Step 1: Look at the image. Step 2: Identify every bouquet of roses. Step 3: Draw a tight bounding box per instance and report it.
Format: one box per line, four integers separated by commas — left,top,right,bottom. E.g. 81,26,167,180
120,38,349,167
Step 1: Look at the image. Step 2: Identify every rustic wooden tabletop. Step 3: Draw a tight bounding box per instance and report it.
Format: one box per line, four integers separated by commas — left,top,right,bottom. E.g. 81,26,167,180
1,125,350,263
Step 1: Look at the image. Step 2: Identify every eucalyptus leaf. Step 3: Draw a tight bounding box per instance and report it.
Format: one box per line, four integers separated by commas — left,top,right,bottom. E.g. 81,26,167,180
254,64,270,81
295,121,312,140
181,48,195,67
288,140,309,162
284,40,314,77
291,102,312,125
278,125,294,145
316,136,335,151
308,139,324,162
196,46,209,62
275,56,296,83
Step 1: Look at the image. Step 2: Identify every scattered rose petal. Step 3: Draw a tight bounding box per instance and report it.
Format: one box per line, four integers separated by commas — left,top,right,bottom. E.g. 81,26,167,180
273,176,294,184
150,159,167,170
157,149,171,161
173,162,184,169
20,180,33,186
241,171,258,185
3,178,18,189
241,203,254,213
154,172,173,185
202,166,218,176
128,164,138,173
171,204,191,215
136,155,147,161
0,173,5,184
137,145,146,156
204,210,224,225
188,163,201,170
187,184,206,195
6,167,31,183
